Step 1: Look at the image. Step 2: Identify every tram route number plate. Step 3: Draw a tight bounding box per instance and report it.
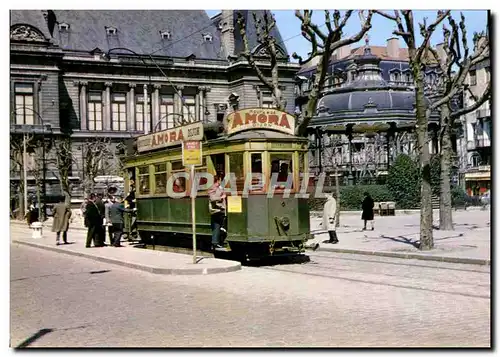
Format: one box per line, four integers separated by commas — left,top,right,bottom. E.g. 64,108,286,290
227,196,242,213
182,141,202,166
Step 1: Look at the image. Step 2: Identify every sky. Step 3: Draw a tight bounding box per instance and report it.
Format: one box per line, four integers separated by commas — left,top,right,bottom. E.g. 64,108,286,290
206,10,489,60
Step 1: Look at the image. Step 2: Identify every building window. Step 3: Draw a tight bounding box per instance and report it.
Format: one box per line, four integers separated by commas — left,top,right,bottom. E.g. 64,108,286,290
470,70,477,86
88,91,103,131
202,33,213,42
111,93,127,131
181,95,196,122
270,153,294,189
159,94,175,130
59,23,70,31
105,26,117,35
160,30,171,40
261,91,274,108
135,94,151,131
14,83,35,125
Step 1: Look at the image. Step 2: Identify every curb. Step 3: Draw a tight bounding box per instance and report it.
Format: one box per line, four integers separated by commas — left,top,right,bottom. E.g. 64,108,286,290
316,246,490,266
12,240,242,275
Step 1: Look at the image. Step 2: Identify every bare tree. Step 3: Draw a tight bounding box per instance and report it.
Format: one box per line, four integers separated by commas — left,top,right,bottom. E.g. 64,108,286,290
81,137,117,196
376,10,450,250
423,14,490,230
10,133,35,219
237,11,286,111
294,10,374,136
53,136,74,205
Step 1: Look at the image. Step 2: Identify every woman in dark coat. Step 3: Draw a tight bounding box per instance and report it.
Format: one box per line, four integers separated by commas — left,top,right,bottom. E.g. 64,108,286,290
51,201,72,245
361,192,375,231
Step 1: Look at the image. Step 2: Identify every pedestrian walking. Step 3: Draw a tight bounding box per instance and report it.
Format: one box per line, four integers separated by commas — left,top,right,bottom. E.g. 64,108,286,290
362,192,375,231
85,193,105,248
208,174,226,250
322,193,339,244
51,200,72,245
109,196,134,247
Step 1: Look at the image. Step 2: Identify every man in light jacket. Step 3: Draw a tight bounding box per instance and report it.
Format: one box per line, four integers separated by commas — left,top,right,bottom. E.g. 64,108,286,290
322,193,339,244
52,200,72,245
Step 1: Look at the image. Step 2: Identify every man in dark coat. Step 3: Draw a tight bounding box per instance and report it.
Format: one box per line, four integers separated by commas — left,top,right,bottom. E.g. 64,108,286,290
51,200,72,245
109,197,134,247
361,192,375,231
85,193,105,248
95,193,106,245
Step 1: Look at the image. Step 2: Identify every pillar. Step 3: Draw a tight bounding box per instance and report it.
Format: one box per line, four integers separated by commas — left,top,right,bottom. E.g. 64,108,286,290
75,81,88,131
175,85,184,123
104,82,112,131
153,84,161,130
128,83,136,131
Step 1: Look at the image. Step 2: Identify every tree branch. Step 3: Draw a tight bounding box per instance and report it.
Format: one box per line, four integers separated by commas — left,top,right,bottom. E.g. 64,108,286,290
415,10,450,62
450,82,490,119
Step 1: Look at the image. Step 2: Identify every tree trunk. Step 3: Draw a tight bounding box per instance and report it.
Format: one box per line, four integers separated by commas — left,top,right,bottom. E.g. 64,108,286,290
17,153,25,220
335,166,340,227
36,176,42,222
415,68,433,250
439,105,454,230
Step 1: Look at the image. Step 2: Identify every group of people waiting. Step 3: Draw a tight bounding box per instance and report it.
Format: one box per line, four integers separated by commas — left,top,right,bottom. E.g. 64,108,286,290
80,192,136,248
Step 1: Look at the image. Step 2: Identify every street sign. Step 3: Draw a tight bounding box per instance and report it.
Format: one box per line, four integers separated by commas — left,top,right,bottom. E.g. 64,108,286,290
182,141,202,166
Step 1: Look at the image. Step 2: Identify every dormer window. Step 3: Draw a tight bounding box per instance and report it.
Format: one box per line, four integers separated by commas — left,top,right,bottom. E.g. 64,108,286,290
59,22,70,31
160,30,171,40
218,22,223,30
202,33,213,43
105,26,117,35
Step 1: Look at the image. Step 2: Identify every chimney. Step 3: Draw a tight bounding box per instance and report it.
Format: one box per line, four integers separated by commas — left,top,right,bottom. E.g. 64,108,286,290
221,10,235,58
386,37,399,58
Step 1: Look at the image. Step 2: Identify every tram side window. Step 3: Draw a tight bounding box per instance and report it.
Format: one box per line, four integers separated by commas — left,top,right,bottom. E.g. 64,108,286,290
171,161,186,194
250,153,264,190
270,153,294,189
228,153,244,192
138,165,150,195
154,163,167,194
194,157,208,195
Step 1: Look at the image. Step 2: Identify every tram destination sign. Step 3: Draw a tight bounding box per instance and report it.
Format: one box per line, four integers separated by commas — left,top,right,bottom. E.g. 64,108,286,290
226,108,295,136
137,122,204,153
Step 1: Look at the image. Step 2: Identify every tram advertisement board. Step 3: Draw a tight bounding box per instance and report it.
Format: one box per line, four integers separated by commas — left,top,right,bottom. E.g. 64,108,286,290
226,108,295,136
137,122,204,153
182,140,202,166
227,196,242,213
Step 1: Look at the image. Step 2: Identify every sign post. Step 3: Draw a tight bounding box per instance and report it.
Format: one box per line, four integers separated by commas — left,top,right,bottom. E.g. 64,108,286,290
182,140,203,264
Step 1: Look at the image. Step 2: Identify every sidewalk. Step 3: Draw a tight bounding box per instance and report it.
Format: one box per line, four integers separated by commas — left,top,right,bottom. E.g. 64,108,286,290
308,209,491,265
10,224,241,275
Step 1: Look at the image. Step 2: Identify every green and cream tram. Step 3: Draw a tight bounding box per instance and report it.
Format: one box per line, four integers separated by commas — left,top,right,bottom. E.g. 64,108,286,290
122,108,312,259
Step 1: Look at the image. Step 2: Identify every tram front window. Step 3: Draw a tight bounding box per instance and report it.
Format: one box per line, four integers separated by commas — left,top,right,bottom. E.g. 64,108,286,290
270,153,293,189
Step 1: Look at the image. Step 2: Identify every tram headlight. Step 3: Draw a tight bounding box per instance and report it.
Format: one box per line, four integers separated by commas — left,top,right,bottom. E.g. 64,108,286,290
280,217,290,231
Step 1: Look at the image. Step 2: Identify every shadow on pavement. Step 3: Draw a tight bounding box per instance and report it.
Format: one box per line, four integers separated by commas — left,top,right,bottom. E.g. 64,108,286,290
15,328,53,348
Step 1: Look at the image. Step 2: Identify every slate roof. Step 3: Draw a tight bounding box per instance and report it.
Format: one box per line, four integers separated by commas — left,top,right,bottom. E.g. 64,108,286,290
232,10,288,57
10,10,223,59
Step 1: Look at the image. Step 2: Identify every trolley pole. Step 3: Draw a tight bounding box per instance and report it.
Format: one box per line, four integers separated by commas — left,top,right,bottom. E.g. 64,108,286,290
191,164,197,264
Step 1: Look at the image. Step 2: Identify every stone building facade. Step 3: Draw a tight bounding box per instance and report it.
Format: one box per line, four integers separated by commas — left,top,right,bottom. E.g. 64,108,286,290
458,57,491,196
10,10,300,203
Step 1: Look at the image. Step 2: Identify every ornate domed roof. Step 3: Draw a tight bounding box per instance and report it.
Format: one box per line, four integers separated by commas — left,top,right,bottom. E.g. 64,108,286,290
310,44,438,132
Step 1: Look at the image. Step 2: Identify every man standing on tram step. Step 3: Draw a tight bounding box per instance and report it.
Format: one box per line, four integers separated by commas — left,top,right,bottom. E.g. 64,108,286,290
95,193,107,245
109,196,135,247
52,199,72,245
208,174,226,250
322,193,339,244
85,193,105,248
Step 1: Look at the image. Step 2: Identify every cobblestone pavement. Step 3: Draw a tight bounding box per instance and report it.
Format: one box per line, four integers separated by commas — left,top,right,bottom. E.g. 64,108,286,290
10,243,490,348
